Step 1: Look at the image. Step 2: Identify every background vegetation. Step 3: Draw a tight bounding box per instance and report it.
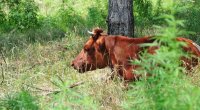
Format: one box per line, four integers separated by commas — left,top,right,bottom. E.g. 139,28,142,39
0,0,200,109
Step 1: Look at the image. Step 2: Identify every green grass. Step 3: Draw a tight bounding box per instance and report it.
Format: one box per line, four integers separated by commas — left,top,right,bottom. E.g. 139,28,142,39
1,0,200,109
0,34,127,109
0,32,200,109
0,91,39,110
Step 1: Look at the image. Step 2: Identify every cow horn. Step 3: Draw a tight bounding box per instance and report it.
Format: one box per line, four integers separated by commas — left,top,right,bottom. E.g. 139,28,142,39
87,31,94,35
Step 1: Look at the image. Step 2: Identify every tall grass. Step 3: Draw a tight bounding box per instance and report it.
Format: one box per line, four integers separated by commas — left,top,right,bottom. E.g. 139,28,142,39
126,2,200,109
0,0,200,110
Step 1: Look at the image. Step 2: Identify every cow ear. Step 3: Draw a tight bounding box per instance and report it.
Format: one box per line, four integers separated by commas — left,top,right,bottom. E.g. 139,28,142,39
93,28,103,35
92,28,103,41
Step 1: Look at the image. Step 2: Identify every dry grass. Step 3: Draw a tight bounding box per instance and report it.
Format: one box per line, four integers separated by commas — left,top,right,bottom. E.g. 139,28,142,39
188,65,200,87
1,34,200,109
0,35,128,109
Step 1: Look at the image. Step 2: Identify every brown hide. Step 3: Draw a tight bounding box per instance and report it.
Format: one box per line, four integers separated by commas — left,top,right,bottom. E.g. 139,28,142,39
71,29,108,73
104,36,154,80
71,28,200,80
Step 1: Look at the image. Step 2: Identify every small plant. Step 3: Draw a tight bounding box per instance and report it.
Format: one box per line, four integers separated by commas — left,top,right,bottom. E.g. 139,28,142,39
56,4,86,35
46,78,99,110
0,90,39,110
86,0,107,29
126,1,200,110
134,0,154,26
7,0,39,31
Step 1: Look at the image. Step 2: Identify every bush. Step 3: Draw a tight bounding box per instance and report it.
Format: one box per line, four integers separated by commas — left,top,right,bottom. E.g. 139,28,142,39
55,0,108,35
126,2,200,109
0,91,39,110
86,0,107,29
0,2,7,31
55,5,86,35
7,0,39,31
0,0,39,32
134,0,154,27
46,79,99,110
176,1,200,42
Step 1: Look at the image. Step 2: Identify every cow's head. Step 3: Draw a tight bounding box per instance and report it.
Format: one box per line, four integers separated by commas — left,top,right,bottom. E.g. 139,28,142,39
71,28,109,73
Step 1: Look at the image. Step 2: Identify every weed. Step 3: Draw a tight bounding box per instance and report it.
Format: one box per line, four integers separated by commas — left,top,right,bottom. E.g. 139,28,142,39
0,91,39,110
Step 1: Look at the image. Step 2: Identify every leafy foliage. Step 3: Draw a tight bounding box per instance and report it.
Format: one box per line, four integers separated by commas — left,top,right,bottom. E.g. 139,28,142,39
1,0,200,110
47,79,99,110
56,6,86,34
55,0,107,35
0,0,39,31
127,2,200,109
175,0,200,41
134,0,154,26
86,0,108,28
0,91,39,110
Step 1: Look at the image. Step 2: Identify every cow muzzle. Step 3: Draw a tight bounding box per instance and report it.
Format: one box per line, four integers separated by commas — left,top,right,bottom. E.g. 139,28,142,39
71,61,94,73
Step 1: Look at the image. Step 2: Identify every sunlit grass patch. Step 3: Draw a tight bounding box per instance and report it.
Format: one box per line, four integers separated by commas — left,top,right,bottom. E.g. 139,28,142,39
189,64,200,87
0,32,128,109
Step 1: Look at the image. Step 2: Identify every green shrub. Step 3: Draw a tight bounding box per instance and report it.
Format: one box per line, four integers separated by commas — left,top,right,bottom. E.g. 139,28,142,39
46,79,99,110
126,2,200,109
0,2,7,31
56,5,86,35
86,0,107,29
0,10,6,24
54,0,107,35
175,1,200,42
7,0,39,31
0,91,39,110
0,0,39,32
134,0,154,27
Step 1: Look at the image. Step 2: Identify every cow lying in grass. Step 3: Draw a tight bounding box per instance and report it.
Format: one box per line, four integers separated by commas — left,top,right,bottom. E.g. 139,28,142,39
71,28,200,80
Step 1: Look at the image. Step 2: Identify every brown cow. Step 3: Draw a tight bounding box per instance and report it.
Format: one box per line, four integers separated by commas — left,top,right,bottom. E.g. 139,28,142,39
71,28,200,80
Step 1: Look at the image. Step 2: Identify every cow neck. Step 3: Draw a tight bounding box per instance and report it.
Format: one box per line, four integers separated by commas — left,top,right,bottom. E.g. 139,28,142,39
103,36,155,68
103,36,117,69
103,49,111,68
100,37,110,68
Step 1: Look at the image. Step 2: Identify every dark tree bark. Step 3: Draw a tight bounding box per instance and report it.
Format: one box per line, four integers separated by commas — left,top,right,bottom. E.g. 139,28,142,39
107,0,134,37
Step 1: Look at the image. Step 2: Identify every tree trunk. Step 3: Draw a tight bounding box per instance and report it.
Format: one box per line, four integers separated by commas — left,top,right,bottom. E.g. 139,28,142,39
107,0,134,37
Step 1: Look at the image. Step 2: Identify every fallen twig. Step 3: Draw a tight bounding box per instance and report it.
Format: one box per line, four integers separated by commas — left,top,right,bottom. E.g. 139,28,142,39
69,81,85,88
19,62,41,73
24,81,85,95
24,84,60,94
23,71,115,95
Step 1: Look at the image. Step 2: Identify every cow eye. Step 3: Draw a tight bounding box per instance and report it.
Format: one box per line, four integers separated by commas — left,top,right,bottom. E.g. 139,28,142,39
84,47,95,53
98,44,105,52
